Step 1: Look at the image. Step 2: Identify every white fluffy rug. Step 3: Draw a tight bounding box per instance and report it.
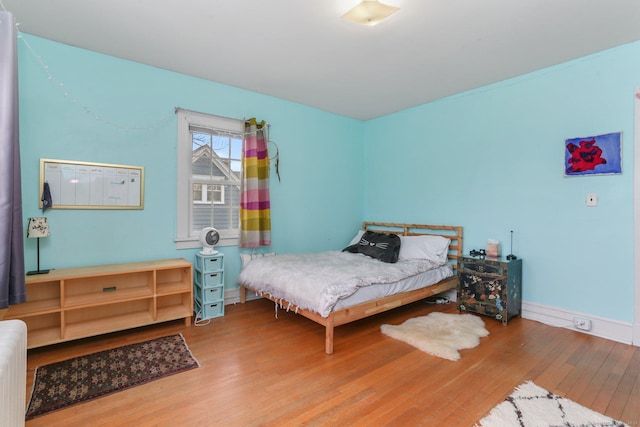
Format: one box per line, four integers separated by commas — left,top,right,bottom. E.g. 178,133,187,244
380,312,488,361
477,381,629,427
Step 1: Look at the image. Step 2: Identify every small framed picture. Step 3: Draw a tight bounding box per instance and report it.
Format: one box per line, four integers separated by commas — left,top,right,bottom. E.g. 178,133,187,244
564,132,622,176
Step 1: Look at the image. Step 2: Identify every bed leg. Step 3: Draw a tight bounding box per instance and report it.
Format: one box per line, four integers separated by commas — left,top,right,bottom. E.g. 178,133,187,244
325,321,334,355
239,285,246,304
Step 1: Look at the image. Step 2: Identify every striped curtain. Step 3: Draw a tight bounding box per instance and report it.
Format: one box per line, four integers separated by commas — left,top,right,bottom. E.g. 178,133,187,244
239,118,271,248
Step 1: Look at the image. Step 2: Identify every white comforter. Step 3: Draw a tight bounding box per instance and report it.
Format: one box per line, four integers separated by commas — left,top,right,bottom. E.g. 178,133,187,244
238,251,444,317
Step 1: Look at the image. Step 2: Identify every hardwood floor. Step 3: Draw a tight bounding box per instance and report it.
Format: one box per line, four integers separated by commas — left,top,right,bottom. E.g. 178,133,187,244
25,299,639,426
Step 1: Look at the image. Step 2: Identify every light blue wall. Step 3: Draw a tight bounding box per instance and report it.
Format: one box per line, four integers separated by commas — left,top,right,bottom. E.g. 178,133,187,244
363,41,640,323
18,34,640,324
18,35,364,290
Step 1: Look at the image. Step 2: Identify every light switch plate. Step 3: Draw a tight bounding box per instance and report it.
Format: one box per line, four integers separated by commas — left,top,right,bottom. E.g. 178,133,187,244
586,193,598,207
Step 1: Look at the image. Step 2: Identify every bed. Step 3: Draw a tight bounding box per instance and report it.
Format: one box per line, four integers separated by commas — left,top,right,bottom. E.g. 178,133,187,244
238,222,463,354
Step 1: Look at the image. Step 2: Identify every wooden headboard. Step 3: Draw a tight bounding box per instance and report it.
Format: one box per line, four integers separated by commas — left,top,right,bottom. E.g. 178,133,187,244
361,221,463,270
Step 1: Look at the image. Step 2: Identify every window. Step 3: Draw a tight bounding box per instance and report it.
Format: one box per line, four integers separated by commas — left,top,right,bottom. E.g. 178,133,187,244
193,184,225,204
176,109,243,249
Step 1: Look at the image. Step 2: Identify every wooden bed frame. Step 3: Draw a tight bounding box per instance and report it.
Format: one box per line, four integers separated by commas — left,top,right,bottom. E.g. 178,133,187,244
239,222,463,354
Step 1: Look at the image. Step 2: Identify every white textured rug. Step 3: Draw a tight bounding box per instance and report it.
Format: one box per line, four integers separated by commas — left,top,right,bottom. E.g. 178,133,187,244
380,312,488,361
477,381,629,427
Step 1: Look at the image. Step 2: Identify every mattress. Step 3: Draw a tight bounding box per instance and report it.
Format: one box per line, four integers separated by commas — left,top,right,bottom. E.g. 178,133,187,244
333,264,453,310
239,251,451,317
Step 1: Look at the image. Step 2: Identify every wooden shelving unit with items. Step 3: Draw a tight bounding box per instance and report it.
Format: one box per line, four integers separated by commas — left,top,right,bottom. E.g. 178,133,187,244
1,258,193,349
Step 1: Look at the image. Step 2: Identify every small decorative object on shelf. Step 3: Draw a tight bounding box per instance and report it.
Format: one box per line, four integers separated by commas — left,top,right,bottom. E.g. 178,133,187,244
26,217,51,275
457,255,522,325
194,252,225,320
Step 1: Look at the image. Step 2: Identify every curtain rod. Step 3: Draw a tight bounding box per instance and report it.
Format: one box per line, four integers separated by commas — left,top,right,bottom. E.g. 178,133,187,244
244,117,270,129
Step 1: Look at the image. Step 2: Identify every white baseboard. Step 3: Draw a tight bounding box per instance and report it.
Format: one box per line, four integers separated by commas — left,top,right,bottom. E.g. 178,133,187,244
224,287,261,305
442,288,457,302
521,301,633,345
222,290,637,346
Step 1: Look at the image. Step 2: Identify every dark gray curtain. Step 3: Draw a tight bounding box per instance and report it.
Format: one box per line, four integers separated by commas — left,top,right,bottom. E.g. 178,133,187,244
0,11,26,308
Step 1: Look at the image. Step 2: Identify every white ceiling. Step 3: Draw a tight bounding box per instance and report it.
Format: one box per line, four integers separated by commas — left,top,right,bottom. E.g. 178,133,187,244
3,0,640,120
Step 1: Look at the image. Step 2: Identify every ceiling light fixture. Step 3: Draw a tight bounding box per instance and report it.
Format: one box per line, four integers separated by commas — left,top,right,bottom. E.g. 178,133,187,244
341,0,400,26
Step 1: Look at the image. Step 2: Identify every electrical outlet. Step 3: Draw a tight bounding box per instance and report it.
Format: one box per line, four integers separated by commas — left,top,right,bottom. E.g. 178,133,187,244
573,317,592,331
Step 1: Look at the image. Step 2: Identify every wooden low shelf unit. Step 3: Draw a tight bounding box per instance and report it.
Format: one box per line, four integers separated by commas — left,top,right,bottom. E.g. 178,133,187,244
2,258,193,349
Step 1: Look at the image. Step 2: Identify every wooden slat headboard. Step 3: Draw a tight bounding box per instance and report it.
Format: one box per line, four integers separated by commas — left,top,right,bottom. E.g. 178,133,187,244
361,222,463,270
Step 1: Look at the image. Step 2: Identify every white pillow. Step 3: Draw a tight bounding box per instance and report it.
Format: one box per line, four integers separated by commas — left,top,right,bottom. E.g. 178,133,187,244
398,235,451,263
348,229,365,246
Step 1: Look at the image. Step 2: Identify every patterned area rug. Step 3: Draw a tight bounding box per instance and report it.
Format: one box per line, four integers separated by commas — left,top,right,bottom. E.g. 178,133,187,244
380,312,489,361
476,381,629,427
26,333,199,420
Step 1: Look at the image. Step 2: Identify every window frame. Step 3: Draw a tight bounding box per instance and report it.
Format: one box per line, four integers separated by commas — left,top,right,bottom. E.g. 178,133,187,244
176,109,243,250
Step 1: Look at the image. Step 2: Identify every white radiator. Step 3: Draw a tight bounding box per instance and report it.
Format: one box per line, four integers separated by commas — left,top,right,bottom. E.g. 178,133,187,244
0,320,26,427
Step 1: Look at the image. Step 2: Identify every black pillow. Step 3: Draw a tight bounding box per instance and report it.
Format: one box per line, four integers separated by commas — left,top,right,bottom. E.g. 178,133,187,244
342,231,401,263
